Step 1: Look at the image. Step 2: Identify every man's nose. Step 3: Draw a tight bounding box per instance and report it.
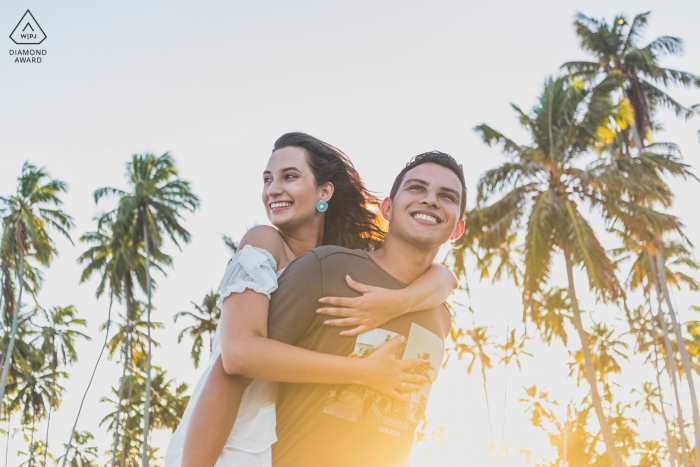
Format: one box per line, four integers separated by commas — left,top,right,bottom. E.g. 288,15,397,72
420,190,440,207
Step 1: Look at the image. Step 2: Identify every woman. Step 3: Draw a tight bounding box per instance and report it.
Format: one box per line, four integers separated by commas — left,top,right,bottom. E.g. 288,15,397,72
165,133,457,467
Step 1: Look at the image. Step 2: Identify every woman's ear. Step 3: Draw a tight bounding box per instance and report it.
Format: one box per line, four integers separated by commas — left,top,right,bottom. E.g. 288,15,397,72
320,182,334,202
380,197,392,221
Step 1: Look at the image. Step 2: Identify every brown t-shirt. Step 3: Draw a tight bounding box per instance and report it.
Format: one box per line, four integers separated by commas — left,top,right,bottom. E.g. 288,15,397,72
267,246,452,467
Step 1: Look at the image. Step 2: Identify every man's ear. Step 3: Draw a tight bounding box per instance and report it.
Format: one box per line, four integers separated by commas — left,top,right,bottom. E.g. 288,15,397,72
380,197,392,221
319,182,334,203
450,219,465,241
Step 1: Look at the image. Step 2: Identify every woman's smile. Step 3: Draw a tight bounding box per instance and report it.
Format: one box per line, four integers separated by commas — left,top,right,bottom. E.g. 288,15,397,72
270,201,294,212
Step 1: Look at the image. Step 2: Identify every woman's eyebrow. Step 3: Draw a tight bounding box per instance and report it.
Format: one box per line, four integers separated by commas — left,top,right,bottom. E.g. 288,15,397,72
263,166,300,176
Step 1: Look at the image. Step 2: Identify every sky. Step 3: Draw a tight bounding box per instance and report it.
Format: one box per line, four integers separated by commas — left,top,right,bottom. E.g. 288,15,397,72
1,1,700,465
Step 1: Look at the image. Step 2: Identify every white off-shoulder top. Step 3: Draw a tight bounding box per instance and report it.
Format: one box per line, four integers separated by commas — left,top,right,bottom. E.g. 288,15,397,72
165,245,283,465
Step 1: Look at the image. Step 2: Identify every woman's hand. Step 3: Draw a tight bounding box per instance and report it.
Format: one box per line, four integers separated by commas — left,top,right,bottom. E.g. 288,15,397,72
359,335,431,400
317,275,408,336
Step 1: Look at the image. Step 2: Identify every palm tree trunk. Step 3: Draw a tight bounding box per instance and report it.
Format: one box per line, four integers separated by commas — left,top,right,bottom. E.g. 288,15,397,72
654,341,678,467
43,349,56,467
111,328,129,467
649,252,690,467
29,414,36,467
61,293,113,467
5,415,9,467
0,249,24,411
563,405,568,467
564,251,624,467
656,249,700,467
480,362,494,451
141,222,153,467
122,371,132,467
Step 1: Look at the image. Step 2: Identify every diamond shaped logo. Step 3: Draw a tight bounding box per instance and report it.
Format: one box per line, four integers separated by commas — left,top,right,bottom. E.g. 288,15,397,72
10,10,46,45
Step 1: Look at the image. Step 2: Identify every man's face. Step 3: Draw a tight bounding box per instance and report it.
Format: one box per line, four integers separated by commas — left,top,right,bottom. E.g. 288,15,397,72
382,163,465,249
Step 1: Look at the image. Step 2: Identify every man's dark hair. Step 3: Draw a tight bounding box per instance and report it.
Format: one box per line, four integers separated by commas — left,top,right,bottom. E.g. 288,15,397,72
389,151,467,219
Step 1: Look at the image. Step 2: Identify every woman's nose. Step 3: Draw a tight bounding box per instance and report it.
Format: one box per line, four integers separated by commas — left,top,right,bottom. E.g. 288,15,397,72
266,178,284,196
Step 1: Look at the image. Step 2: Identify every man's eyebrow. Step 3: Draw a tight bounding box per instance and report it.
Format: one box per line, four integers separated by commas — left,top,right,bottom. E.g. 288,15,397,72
404,177,461,199
402,178,429,186
440,186,461,198
263,166,300,175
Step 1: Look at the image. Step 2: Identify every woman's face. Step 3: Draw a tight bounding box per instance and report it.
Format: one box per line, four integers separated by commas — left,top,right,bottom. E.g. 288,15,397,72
262,146,325,230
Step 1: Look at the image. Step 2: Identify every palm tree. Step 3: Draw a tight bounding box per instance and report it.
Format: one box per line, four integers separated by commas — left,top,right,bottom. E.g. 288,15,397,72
101,355,188,466
463,74,640,466
566,16,700,456
34,305,89,466
55,431,98,467
11,361,62,467
453,326,495,451
564,11,700,153
16,425,51,467
519,385,558,430
94,152,199,465
102,302,162,467
63,218,126,467
174,290,220,368
0,163,73,413
619,236,697,467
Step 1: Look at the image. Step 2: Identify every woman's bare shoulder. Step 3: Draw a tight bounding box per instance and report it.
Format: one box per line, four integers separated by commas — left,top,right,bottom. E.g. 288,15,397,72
239,225,285,264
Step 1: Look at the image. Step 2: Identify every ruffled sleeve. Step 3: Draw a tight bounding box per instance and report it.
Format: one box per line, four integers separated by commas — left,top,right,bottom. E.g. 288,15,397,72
216,245,279,309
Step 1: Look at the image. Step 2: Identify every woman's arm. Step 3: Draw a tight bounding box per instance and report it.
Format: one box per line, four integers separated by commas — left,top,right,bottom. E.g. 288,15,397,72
219,289,428,397
183,269,428,467
182,361,251,467
317,263,458,336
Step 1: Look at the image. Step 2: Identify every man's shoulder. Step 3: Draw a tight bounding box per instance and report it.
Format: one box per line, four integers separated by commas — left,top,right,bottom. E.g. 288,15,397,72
310,245,369,261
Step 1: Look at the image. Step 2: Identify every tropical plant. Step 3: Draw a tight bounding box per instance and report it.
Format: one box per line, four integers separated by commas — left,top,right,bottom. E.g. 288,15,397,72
459,73,642,466
101,354,188,466
0,163,73,414
55,431,99,467
102,302,162,467
94,152,199,465
452,326,495,451
174,290,220,368
564,11,700,152
33,305,88,465
63,217,126,467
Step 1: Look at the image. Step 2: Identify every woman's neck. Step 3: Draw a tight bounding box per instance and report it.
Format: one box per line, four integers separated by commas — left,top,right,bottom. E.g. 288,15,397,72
278,218,325,258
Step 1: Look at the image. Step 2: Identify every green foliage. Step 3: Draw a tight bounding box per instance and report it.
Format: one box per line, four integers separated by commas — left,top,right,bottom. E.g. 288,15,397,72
56,430,99,467
174,290,220,369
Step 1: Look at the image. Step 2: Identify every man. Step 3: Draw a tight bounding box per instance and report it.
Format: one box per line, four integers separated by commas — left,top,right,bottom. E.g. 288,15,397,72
266,151,466,466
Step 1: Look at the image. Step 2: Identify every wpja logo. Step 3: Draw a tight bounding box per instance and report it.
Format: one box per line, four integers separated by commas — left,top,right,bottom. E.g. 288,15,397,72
9,10,47,64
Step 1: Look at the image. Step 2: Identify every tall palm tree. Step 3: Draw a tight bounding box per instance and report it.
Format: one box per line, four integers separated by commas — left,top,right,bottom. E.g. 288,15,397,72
94,152,199,465
0,163,73,413
34,305,89,466
462,74,641,466
102,302,162,467
11,361,62,467
174,290,220,368
564,11,700,153
55,431,98,467
63,218,126,467
453,326,495,451
617,234,697,467
100,354,187,467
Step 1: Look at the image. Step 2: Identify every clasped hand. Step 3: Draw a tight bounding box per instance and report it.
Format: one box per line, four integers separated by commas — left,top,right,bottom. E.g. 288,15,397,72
316,275,407,337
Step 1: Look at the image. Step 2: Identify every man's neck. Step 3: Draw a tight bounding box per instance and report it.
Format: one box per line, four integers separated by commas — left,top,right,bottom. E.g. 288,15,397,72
368,235,438,284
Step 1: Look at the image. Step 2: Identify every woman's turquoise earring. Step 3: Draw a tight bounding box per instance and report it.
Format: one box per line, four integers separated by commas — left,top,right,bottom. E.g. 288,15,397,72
316,200,328,212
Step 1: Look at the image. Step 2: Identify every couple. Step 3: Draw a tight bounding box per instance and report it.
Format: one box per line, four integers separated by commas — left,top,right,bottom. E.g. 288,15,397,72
165,132,466,467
